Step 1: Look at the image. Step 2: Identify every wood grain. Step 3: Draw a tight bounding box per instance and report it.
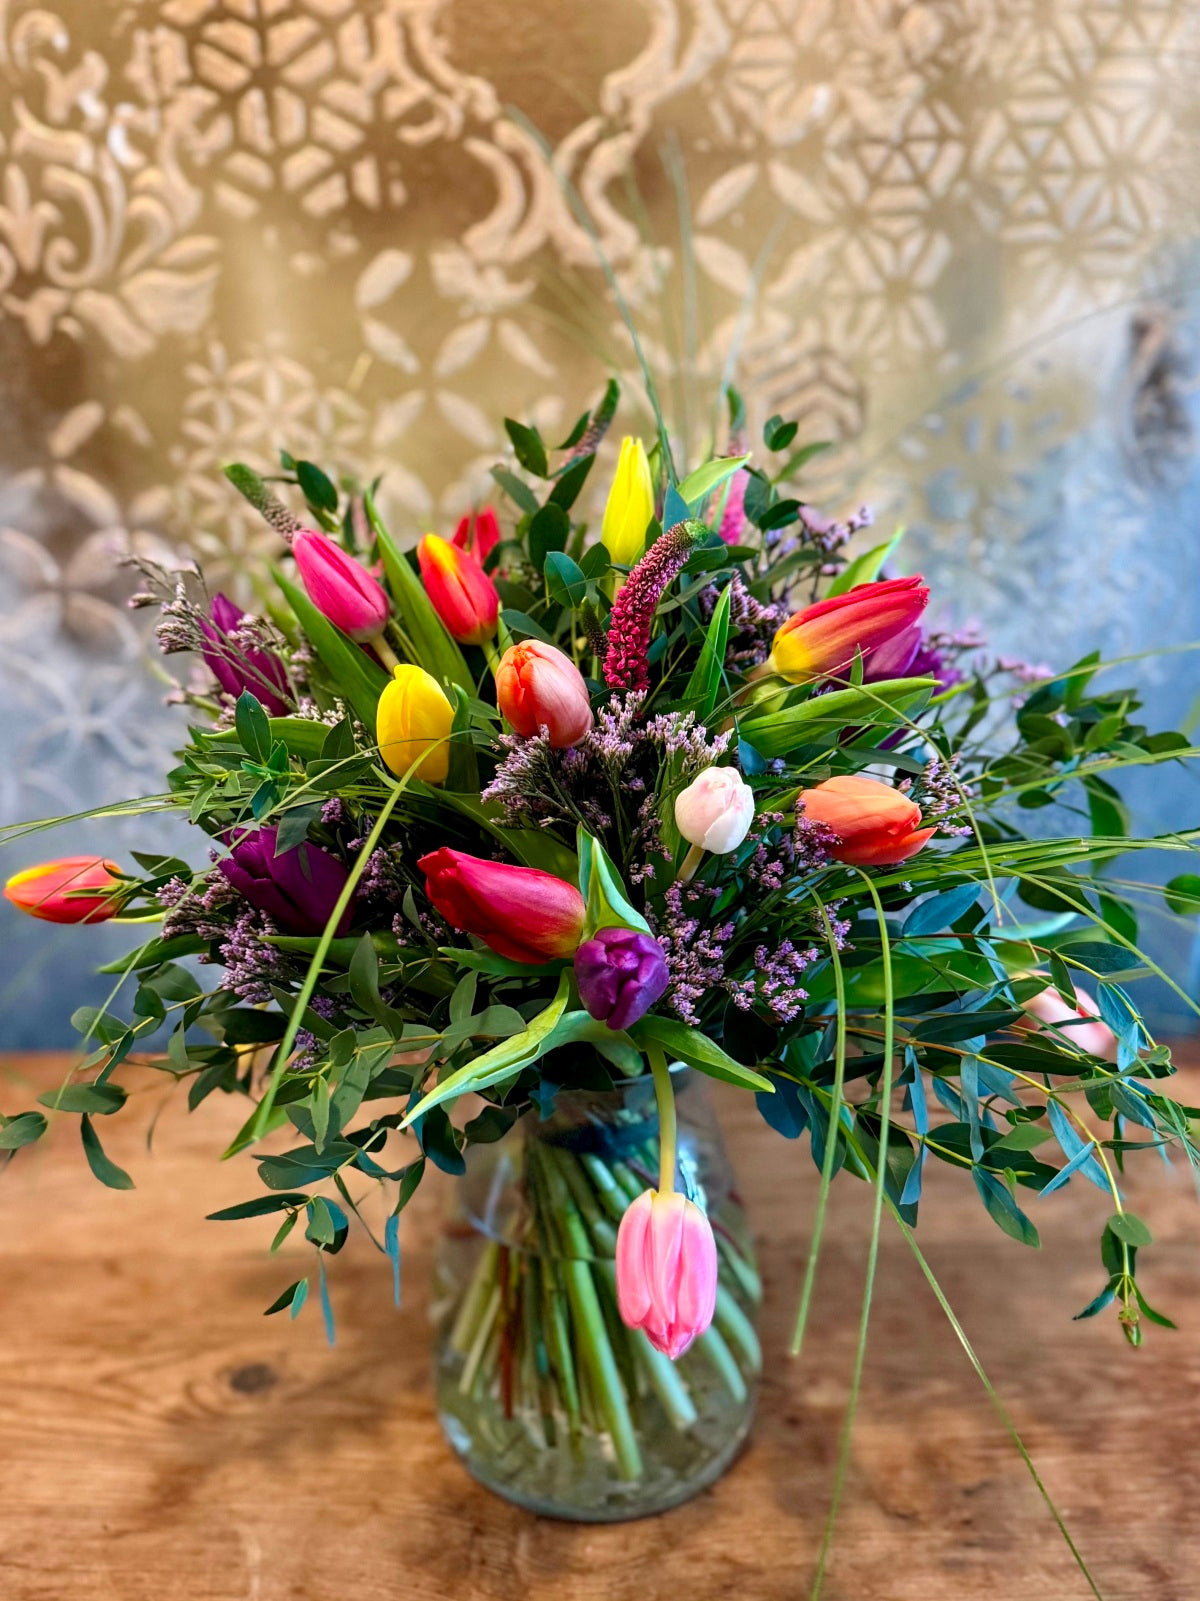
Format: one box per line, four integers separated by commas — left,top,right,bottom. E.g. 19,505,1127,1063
0,1052,1197,1601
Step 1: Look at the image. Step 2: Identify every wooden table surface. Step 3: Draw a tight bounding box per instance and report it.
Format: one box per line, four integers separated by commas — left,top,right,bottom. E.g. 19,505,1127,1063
0,1053,1198,1601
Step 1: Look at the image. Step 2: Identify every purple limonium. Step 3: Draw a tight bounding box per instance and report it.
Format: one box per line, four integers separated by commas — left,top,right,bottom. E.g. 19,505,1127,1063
217,826,353,936
199,594,291,716
604,521,703,692
575,926,669,1031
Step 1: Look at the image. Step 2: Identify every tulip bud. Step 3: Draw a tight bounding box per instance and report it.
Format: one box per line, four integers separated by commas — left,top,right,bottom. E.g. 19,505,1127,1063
217,826,353,936
771,575,929,683
601,436,655,566
452,505,501,565
418,847,585,964
675,767,755,854
293,529,390,643
495,640,594,747
377,664,454,783
5,857,125,924
575,927,669,1031
199,594,291,716
616,1188,718,1359
1023,984,1117,1061
717,466,748,546
798,774,934,867
417,535,500,646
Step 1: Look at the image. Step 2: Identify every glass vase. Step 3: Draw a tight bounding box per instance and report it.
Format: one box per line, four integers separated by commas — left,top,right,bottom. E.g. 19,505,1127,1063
432,1071,761,1521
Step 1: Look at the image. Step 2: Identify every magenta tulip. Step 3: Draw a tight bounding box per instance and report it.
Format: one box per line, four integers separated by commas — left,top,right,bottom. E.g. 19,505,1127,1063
218,826,353,936
199,594,291,715
292,529,390,642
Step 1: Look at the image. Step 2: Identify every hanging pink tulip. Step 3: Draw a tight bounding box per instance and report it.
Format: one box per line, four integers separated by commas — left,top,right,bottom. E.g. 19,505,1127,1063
615,1189,718,1359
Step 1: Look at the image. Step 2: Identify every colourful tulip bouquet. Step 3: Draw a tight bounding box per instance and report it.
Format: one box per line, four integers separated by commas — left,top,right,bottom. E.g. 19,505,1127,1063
5,381,1200,1528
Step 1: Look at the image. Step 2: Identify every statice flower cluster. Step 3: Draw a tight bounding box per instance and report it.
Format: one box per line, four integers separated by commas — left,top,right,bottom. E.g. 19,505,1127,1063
483,694,728,881
293,994,339,1073
158,871,239,941
768,502,873,567
698,573,789,670
743,802,838,891
730,904,854,1021
648,880,735,1027
481,729,612,833
216,908,288,1003
911,753,974,838
160,872,292,1003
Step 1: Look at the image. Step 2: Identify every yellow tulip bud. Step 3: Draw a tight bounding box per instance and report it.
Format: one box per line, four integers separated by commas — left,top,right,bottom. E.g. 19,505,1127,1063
601,436,655,566
376,664,454,784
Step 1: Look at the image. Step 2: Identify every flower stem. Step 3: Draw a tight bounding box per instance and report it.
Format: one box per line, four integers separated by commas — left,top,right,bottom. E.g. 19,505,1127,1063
647,1045,677,1193
677,843,705,882
372,634,401,672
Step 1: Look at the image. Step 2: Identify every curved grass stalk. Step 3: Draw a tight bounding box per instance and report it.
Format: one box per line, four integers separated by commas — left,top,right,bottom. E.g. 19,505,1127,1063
811,872,896,1598
0,794,179,845
221,750,425,1158
792,899,850,1357
892,1213,1106,1600
504,107,675,484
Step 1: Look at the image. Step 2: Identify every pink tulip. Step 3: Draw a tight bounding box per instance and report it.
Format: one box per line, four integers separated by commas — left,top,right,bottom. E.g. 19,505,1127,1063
495,640,594,747
798,774,935,866
1023,984,1117,1060
292,529,390,642
616,1189,718,1359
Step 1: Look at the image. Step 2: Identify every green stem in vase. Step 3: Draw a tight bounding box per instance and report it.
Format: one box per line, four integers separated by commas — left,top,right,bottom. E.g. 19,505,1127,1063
647,1046,677,1192
538,1149,644,1481
714,1283,762,1376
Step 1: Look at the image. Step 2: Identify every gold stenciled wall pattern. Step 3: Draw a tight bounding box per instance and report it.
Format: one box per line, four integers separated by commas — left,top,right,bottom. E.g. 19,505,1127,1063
2,0,1200,1037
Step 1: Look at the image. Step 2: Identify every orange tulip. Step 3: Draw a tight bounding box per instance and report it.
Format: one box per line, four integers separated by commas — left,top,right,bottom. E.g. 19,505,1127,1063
417,535,500,646
495,640,593,747
799,774,934,867
4,856,125,924
771,576,929,683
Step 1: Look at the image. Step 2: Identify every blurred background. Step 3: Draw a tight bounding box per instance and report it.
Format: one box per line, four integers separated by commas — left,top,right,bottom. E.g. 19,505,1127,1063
2,0,1199,1043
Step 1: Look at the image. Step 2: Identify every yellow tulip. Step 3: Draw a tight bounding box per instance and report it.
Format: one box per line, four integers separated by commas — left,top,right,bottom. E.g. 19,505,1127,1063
601,436,655,566
377,664,454,783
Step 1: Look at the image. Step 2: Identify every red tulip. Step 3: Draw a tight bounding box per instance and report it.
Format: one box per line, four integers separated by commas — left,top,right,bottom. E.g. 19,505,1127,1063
417,535,499,646
798,774,935,866
293,529,390,642
4,856,125,924
495,640,594,747
452,505,501,564
417,847,585,963
616,1189,718,1359
771,576,929,682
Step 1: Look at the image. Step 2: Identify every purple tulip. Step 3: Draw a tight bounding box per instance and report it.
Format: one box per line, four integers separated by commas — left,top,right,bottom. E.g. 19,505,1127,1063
574,926,669,1031
862,623,922,683
217,826,353,936
199,594,291,717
